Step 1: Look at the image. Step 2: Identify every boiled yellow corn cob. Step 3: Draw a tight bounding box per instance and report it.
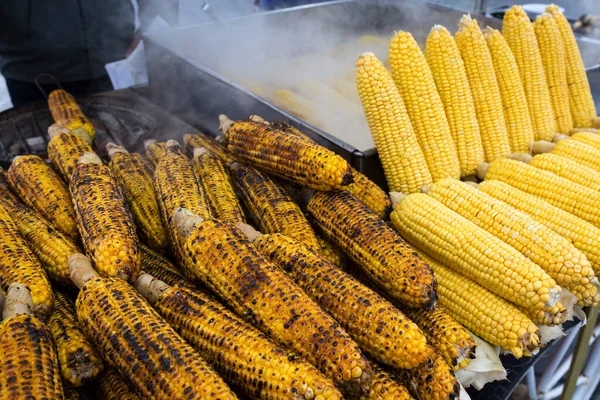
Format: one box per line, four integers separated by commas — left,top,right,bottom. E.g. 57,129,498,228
570,131,600,150
427,178,599,306
140,243,195,290
0,284,64,399
135,273,343,400
173,210,371,395
69,152,141,282
183,132,236,164
481,158,600,228
421,252,540,357
361,363,412,400
529,153,600,192
192,148,246,224
483,27,534,153
8,155,79,240
0,203,53,318
356,52,432,193
546,5,597,128
536,138,600,174
144,139,167,167
317,236,347,269
107,144,169,250
503,6,557,141
534,13,573,134
48,89,95,140
389,31,461,181
230,163,320,252
251,231,429,370
98,369,140,400
307,190,437,309
425,25,485,177
221,115,354,190
400,304,475,370
390,193,566,325
48,292,104,386
69,254,237,399
456,15,511,162
47,129,94,182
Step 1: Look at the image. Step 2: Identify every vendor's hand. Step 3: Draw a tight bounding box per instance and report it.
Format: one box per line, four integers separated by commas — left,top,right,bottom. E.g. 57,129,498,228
126,30,142,56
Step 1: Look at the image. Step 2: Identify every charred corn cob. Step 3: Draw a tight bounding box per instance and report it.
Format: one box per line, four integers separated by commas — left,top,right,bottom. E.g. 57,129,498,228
173,210,371,395
389,31,461,182
48,89,95,140
144,139,167,167
456,15,510,162
250,231,429,370
140,243,195,290
534,138,600,174
361,363,412,400
192,148,246,224
390,193,566,325
0,168,21,205
425,25,485,177
356,52,432,193
401,304,475,370
308,190,437,309
98,369,140,400
48,292,104,386
317,236,347,269
107,144,169,250
529,153,600,192
69,254,237,399
63,385,82,400
69,152,140,282
183,132,236,164
221,115,354,190
483,27,534,153
135,273,343,400
346,168,393,219
480,158,600,228
426,178,599,306
0,284,64,399
546,5,597,128
0,203,53,318
47,129,94,182
503,6,557,141
570,131,600,150
8,155,79,240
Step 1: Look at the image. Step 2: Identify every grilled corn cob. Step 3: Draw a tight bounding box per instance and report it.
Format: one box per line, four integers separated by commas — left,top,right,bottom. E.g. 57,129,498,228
456,15,510,162
48,89,95,140
221,115,354,190
8,155,79,240
546,5,597,128
503,6,557,141
140,243,195,290
48,292,104,386
63,385,82,400
308,190,437,309
230,162,320,252
389,31,461,182
144,139,167,167
426,178,599,306
135,273,343,400
483,27,534,153
69,254,237,399
98,369,140,400
570,131,600,150
0,284,64,399
390,193,566,325
480,158,600,228
47,129,94,182
533,138,600,174
183,132,236,164
69,152,140,282
361,363,412,400
529,153,600,192
107,144,169,250
356,52,432,193
317,236,347,269
425,25,485,177
192,148,246,224
0,203,53,318
173,209,371,395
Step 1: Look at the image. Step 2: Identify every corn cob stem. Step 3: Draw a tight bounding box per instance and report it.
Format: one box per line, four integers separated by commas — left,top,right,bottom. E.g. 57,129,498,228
2,283,34,320
133,272,170,304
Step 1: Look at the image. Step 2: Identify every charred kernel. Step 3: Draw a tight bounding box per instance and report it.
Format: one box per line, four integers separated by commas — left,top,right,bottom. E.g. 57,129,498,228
140,244,195,290
98,368,141,400
183,133,236,164
360,362,411,400
48,89,95,140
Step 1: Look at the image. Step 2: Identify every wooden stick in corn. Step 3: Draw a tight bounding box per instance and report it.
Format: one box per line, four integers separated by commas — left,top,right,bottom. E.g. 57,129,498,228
546,5,597,128
361,362,412,400
173,208,372,395
503,6,557,141
69,152,141,282
8,155,79,240
68,254,238,399
426,178,599,306
390,193,566,325
135,272,343,400
389,30,460,181
534,13,573,134
356,52,432,194
48,292,104,386
0,283,64,399
47,126,94,182
183,132,236,164
456,15,511,162
144,139,167,167
528,152,600,192
98,368,141,400
140,243,195,290
483,27,535,153
48,89,95,141
425,25,485,177
107,143,169,251
532,138,600,174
